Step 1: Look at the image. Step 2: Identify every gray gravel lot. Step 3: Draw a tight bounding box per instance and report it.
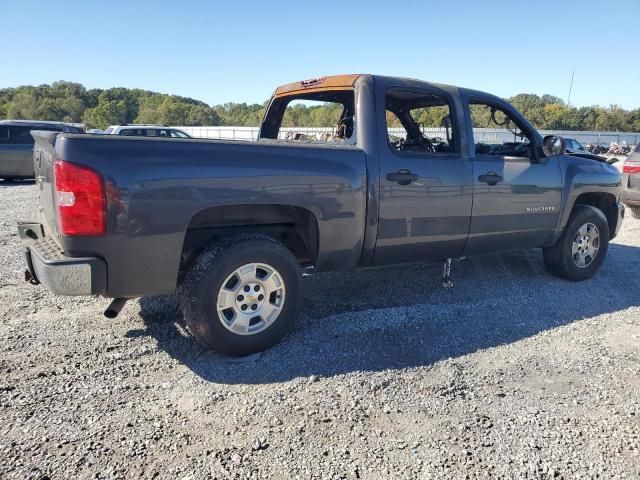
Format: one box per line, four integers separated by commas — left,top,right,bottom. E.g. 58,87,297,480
1,180,639,479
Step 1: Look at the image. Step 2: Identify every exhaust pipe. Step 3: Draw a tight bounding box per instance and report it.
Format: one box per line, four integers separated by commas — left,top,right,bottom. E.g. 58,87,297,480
104,298,128,319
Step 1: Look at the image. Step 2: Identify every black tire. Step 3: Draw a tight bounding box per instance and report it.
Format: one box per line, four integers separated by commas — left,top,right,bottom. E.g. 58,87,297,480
543,205,609,281
181,234,301,356
630,206,640,219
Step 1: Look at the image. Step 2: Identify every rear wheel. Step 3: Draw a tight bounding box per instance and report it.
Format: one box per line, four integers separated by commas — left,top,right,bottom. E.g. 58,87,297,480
629,206,640,219
543,205,609,281
181,234,301,356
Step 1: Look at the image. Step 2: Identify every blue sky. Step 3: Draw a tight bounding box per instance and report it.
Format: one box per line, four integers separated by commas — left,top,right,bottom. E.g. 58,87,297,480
2,0,639,108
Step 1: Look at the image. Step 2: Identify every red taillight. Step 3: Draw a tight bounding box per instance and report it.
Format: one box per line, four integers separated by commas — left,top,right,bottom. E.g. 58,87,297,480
623,162,640,174
54,160,106,236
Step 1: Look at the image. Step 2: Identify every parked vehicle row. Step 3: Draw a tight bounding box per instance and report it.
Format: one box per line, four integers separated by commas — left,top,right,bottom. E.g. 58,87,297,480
0,122,191,180
19,74,625,356
586,142,637,156
0,120,85,180
606,143,635,156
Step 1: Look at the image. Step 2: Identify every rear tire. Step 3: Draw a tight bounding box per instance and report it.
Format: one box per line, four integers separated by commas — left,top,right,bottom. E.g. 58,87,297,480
629,206,640,219
543,205,609,281
181,234,301,356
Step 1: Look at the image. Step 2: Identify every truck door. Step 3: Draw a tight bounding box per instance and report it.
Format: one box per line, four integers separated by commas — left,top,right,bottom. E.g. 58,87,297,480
373,87,474,265
462,96,562,255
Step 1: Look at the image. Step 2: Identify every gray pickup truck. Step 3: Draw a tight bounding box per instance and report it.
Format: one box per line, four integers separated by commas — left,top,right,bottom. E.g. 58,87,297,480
19,74,624,356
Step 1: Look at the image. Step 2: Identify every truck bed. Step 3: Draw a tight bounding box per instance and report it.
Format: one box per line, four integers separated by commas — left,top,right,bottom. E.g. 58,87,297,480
31,132,368,297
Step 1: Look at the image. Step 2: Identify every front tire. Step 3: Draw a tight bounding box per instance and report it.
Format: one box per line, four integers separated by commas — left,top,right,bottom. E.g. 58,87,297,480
543,205,610,281
181,235,301,356
629,206,640,219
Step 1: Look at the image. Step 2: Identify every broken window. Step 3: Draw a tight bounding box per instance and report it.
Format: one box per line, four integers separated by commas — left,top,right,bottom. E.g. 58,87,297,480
260,90,356,145
385,88,458,155
469,101,532,158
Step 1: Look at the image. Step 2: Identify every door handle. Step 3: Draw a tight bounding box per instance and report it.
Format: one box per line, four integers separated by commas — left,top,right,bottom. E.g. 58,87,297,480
386,169,418,186
478,172,503,186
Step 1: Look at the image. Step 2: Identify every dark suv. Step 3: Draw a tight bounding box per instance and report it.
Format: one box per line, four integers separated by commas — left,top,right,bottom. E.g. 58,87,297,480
0,120,85,180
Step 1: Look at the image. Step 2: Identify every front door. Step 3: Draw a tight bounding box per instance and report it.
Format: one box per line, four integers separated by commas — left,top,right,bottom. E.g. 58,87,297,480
373,87,474,265
463,97,563,255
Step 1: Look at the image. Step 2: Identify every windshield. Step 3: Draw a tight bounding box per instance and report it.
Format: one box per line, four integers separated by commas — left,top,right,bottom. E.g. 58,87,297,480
170,129,191,138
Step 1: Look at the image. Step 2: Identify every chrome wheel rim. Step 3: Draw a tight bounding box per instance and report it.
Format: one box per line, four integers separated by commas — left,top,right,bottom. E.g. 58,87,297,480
216,263,286,336
571,222,600,268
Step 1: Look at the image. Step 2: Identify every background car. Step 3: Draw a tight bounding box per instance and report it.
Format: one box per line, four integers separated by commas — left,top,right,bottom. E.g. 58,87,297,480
622,145,640,218
0,120,85,181
564,138,586,153
104,124,191,138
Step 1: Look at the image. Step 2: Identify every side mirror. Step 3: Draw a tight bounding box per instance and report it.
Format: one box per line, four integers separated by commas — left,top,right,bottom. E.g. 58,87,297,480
542,135,566,157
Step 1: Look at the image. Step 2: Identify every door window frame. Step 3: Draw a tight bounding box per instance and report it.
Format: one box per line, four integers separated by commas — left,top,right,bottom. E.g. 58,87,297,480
384,87,462,159
463,93,543,162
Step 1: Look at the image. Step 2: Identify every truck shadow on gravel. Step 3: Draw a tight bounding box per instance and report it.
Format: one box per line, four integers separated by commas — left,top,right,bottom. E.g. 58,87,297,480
0,179,35,187
134,243,640,384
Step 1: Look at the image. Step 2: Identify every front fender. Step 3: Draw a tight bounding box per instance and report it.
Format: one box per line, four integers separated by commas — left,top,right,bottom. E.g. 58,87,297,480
552,156,622,243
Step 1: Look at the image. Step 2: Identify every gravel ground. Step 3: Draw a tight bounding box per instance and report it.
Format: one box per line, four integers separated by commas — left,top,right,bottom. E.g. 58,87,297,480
1,180,639,479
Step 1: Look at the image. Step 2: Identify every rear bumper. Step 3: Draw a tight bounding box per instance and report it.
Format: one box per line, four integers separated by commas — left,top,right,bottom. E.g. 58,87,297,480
18,222,106,296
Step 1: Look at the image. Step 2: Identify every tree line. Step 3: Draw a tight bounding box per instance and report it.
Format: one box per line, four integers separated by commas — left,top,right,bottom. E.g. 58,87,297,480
0,81,638,132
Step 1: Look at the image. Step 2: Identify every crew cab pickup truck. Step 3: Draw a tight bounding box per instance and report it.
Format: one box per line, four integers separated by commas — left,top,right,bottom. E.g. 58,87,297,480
19,74,625,356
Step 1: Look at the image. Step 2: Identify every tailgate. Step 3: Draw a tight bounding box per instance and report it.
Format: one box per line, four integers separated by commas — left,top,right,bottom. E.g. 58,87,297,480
32,131,60,238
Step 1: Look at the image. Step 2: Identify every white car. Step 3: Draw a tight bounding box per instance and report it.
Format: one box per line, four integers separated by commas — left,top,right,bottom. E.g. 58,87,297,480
104,124,191,138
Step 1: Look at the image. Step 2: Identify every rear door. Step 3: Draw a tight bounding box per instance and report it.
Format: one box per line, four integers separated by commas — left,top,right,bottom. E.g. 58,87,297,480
462,95,562,254
373,86,474,264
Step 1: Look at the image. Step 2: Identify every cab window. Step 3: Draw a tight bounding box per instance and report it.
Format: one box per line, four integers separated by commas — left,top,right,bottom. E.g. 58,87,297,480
385,88,458,155
260,90,356,144
469,100,533,158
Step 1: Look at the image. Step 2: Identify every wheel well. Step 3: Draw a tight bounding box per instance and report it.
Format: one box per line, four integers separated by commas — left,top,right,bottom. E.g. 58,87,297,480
574,192,618,238
179,204,319,277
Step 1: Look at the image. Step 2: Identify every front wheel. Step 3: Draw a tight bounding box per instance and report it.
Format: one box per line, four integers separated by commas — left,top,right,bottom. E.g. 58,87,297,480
629,206,640,219
181,235,301,356
543,205,610,281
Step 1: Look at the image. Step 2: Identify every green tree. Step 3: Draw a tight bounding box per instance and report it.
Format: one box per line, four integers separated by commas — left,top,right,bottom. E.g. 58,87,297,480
1,80,639,132
82,99,127,129
134,96,164,124
5,91,39,119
